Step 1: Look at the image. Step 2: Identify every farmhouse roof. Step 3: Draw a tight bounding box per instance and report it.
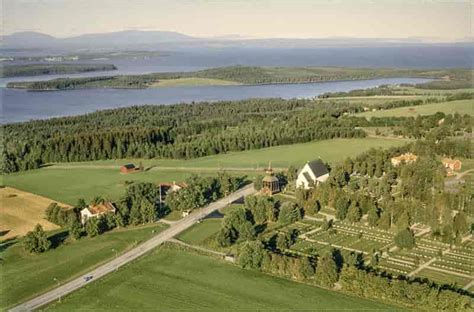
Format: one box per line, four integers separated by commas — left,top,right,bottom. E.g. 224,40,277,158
442,158,461,165
87,202,116,215
391,153,418,163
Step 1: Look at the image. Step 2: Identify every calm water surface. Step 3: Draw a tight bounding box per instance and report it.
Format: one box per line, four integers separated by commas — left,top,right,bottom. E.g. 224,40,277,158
2,77,432,124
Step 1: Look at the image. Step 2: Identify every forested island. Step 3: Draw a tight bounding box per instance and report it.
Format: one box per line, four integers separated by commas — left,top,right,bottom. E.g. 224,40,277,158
6,66,471,90
1,63,117,78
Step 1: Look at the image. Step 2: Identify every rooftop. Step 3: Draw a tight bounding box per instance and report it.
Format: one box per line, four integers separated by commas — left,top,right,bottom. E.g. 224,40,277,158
87,202,115,215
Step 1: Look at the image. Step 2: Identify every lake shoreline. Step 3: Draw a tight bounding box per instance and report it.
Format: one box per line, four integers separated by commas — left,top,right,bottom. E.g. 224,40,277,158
7,76,440,92
1,77,434,124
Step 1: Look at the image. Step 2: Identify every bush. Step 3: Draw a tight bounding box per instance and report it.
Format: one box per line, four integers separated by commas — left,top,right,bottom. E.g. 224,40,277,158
238,240,267,269
23,224,51,253
394,228,415,249
278,202,303,224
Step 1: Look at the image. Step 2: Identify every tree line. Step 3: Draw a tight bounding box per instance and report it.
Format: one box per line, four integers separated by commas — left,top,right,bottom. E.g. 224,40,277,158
1,63,117,78
2,96,471,174
2,98,367,173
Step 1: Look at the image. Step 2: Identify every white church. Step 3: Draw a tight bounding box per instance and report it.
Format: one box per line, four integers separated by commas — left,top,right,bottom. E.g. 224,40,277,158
296,159,329,189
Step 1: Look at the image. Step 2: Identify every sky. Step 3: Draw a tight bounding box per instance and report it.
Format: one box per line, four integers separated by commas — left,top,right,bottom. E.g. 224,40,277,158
2,0,472,41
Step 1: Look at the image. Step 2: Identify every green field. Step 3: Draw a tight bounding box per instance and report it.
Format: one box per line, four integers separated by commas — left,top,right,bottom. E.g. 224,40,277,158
3,138,407,205
358,99,473,118
45,247,403,311
3,168,224,205
151,77,240,87
176,219,222,245
175,204,241,247
47,138,408,169
0,224,168,310
415,269,472,288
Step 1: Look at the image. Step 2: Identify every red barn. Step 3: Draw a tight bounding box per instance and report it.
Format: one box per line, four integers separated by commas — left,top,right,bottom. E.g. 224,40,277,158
120,164,137,174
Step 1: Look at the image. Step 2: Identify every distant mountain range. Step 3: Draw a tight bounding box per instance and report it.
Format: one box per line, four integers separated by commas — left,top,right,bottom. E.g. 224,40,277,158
2,30,472,50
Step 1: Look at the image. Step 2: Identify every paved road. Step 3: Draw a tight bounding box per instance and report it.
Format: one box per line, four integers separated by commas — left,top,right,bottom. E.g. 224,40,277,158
10,184,255,312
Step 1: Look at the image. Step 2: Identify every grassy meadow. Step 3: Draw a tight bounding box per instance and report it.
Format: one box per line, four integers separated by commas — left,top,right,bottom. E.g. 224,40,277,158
358,99,473,118
45,247,403,311
150,77,241,87
3,168,222,206
3,138,408,205
0,223,168,310
176,219,222,245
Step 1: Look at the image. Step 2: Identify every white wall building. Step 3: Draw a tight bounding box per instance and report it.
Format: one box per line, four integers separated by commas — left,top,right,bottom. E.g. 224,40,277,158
80,202,116,224
296,159,329,189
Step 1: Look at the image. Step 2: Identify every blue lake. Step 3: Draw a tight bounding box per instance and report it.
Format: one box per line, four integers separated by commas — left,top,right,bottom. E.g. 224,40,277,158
2,77,432,124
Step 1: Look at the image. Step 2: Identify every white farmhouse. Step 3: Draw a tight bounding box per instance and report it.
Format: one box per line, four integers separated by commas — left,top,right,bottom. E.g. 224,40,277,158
296,159,329,189
80,202,116,224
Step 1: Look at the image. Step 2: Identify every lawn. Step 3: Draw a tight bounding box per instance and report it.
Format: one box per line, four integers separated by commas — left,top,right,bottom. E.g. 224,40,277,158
176,219,222,245
415,268,472,288
4,138,407,205
0,223,168,310
175,204,243,247
358,99,473,118
0,187,70,240
45,247,403,311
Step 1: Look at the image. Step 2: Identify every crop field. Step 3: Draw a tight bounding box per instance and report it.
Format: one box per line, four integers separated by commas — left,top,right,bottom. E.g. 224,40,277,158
0,187,70,240
44,247,401,311
358,99,473,118
0,223,168,310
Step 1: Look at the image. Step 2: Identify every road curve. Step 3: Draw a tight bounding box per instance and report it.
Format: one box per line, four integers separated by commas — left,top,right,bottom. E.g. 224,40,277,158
10,184,255,312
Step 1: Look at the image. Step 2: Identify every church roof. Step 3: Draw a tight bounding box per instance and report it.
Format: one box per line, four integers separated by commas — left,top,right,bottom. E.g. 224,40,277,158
299,159,329,178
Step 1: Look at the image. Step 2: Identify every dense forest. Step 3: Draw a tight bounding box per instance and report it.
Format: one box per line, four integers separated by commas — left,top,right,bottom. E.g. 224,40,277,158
1,98,365,173
2,96,472,174
7,66,472,90
1,63,117,78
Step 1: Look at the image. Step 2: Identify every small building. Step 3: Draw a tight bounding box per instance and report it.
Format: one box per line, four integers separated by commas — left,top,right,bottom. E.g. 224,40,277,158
442,158,462,171
159,182,185,193
80,202,116,224
391,153,418,167
261,164,280,195
159,182,186,202
120,163,137,174
296,159,329,189
182,209,191,217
